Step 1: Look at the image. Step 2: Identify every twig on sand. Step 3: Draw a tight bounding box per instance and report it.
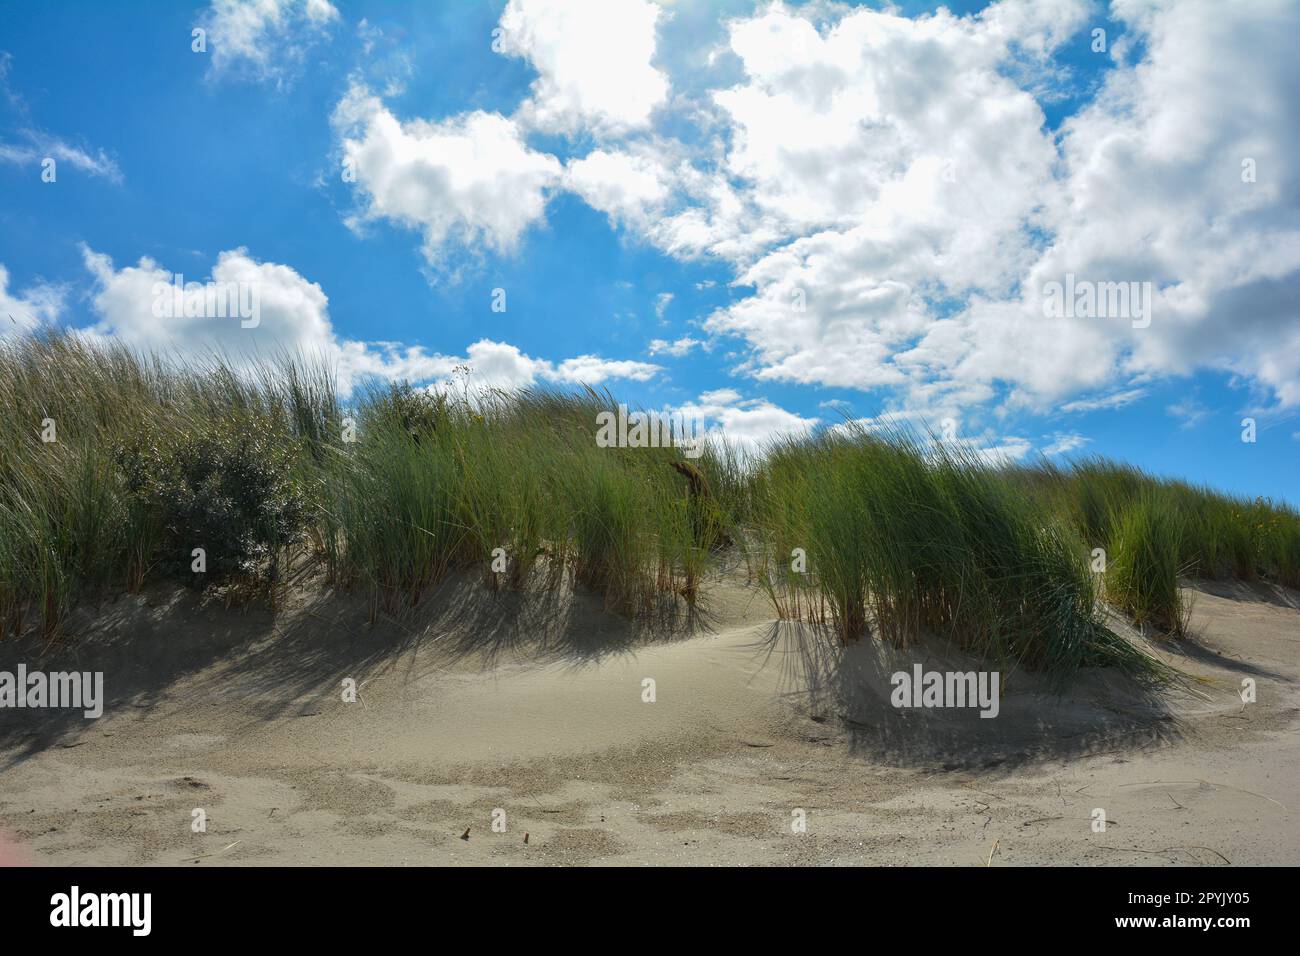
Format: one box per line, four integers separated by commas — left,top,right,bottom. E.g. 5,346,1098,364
1197,779,1287,812
1094,844,1230,865
1118,779,1189,788
1126,778,1287,811
188,841,241,862
985,839,999,866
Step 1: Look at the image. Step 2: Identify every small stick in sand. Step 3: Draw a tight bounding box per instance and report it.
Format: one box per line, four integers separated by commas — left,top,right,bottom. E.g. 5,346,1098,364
460,827,470,841
986,840,999,866
188,841,241,863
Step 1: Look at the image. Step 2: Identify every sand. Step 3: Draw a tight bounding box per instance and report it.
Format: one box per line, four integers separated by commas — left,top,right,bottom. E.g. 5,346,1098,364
0,569,1296,866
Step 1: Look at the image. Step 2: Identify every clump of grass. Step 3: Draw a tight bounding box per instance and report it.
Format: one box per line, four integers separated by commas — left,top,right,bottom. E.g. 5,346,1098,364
0,334,731,633
1016,457,1300,625
316,430,454,615
1104,494,1189,637
749,424,1168,687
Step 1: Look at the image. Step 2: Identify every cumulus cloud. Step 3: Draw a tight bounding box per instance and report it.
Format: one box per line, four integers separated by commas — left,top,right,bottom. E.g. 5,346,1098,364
81,244,333,359
333,85,563,263
304,0,1300,429
674,387,818,454
200,0,340,84
930,0,1300,412
563,146,675,229
495,0,669,135
1048,0,1300,406
697,1,1069,404
78,246,659,395
554,0,1299,421
698,388,742,406
564,138,779,264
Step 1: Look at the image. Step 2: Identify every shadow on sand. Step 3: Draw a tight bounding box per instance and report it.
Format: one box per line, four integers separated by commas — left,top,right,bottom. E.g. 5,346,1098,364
0,569,725,767
745,619,1187,772
2,571,1237,775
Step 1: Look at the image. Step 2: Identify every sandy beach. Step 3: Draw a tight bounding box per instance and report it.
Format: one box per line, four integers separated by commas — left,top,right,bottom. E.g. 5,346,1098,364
1,570,1295,867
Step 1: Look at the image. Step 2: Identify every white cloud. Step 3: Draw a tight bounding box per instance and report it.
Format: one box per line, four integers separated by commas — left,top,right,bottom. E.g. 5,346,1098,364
902,0,1300,412
654,291,674,319
0,264,63,338
1166,397,1210,430
395,340,660,393
552,353,660,385
561,0,1300,421
81,244,333,359
674,387,818,454
0,54,122,182
78,246,658,395
1060,388,1148,414
496,0,669,135
1045,0,1300,407
565,145,675,230
648,335,702,357
564,140,776,262
1041,432,1090,456
0,135,122,182
978,0,1093,57
694,1,1070,400
333,85,563,263
970,436,1033,465
201,0,340,84
710,2,1065,239
698,387,742,405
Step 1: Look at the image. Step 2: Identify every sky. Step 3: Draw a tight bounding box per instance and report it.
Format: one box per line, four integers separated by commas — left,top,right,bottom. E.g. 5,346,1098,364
0,0,1296,503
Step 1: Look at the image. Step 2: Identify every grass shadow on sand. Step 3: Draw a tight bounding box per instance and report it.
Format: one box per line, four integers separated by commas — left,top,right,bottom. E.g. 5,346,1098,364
0,570,723,767
747,619,1186,771
1191,578,1300,611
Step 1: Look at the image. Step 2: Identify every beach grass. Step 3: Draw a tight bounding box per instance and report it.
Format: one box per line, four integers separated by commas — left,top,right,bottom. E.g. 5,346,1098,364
2,332,1296,689
747,424,1169,686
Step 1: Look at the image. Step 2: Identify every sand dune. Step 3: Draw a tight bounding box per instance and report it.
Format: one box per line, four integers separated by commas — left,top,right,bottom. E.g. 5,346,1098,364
0,574,1296,866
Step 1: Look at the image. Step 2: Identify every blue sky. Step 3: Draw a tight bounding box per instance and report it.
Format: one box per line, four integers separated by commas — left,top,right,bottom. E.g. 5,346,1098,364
1,0,1296,504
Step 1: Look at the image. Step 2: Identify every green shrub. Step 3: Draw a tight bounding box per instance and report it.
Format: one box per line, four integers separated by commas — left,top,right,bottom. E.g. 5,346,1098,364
114,411,306,584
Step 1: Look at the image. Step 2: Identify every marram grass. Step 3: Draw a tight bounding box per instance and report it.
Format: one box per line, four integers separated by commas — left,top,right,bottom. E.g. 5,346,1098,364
2,332,1297,692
